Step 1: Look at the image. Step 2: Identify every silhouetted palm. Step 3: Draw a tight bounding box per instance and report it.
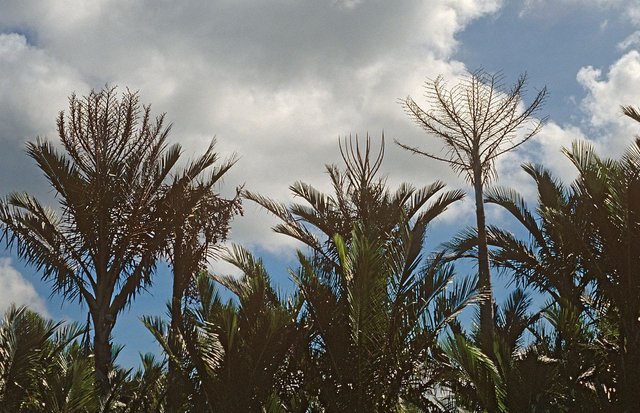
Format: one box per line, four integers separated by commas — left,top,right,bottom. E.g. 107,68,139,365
450,133,640,410
397,71,547,372
297,225,478,412
246,136,464,268
0,87,205,387
161,142,241,411
559,136,640,411
482,165,610,409
248,136,478,411
145,247,301,412
0,305,93,412
443,289,565,412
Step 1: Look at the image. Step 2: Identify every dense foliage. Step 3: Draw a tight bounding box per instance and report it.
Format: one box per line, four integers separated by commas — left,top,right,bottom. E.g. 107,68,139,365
1,83,640,412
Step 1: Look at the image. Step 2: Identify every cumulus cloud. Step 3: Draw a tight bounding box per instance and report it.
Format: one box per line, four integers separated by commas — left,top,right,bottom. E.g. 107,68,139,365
490,121,588,209
0,0,503,253
0,258,48,316
576,50,640,156
0,33,84,142
490,48,640,207
0,33,86,195
486,49,640,207
2,0,637,257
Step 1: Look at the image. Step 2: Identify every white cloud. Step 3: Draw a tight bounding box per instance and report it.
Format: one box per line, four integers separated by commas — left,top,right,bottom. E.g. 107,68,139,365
0,258,48,316
5,0,636,259
0,0,504,253
0,33,86,195
618,31,640,51
486,48,640,207
529,122,587,181
483,50,640,208
0,33,85,141
576,51,640,157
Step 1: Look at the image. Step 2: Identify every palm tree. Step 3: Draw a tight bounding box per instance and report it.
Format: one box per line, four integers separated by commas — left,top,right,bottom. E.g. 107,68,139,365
0,304,172,412
161,142,242,412
0,87,195,387
296,226,478,412
145,248,302,412
457,130,640,409
0,305,93,413
208,247,303,412
442,289,567,412
481,166,610,409
245,135,464,270
397,70,547,364
482,165,586,311
247,136,478,411
115,354,166,413
558,136,640,411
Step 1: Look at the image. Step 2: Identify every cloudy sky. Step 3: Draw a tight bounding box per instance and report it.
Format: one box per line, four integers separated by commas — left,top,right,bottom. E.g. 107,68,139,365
2,0,640,366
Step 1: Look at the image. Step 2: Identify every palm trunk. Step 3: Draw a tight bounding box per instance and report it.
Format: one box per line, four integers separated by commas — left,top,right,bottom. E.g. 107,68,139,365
473,167,494,351
167,233,186,413
620,319,640,411
91,309,114,392
473,166,497,412
167,276,186,413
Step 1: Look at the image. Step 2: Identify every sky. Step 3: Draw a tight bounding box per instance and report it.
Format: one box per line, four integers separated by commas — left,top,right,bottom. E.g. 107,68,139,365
2,0,640,367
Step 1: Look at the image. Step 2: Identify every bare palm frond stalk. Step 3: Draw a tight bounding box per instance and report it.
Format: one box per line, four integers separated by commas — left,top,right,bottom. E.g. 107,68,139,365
398,70,547,185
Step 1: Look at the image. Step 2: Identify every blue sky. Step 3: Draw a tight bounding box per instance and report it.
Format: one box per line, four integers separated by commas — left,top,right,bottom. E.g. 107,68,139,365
2,0,640,367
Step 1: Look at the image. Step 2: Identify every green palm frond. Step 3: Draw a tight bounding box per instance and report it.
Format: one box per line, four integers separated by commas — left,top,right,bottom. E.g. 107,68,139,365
0,306,98,412
35,345,97,413
442,333,507,413
413,188,466,230
428,270,482,338
521,163,567,212
485,186,544,246
621,105,640,124
442,226,479,260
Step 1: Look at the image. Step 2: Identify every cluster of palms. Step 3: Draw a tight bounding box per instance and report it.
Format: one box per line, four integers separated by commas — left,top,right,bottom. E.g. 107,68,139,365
0,74,639,412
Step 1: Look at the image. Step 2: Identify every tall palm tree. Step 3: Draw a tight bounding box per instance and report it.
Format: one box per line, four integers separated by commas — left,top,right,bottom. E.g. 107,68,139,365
247,136,478,411
457,130,640,409
0,87,196,387
397,70,547,365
